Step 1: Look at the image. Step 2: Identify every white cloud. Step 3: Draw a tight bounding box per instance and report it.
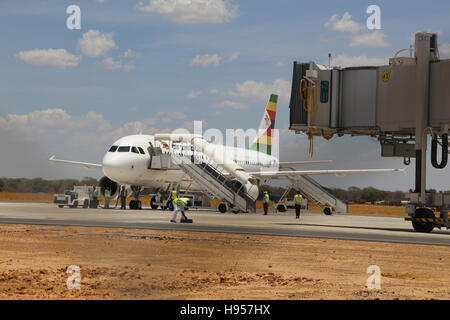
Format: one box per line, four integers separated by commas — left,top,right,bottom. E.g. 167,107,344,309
156,110,187,123
227,79,290,103
17,49,81,69
350,31,389,48
275,57,286,68
440,43,450,58
77,30,117,58
330,55,388,68
325,12,363,33
228,52,240,62
210,88,220,94
122,49,141,58
190,53,221,67
216,100,248,110
135,0,238,24
186,91,202,99
100,58,135,71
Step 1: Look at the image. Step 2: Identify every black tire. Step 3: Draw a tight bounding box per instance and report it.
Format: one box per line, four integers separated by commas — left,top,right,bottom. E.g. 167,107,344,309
150,198,158,210
277,205,287,213
58,205,64,208
412,208,436,233
69,201,78,209
168,202,174,211
323,207,333,216
218,203,227,213
83,199,89,209
129,200,136,210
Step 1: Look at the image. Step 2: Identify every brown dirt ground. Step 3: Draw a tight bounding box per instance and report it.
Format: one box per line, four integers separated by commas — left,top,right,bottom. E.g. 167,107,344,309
0,224,448,300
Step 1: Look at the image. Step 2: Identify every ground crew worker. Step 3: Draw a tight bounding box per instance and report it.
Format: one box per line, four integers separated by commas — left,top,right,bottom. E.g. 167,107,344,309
171,188,177,200
104,187,111,209
170,197,189,223
169,188,177,209
263,191,270,215
92,186,99,208
294,192,303,219
120,186,128,210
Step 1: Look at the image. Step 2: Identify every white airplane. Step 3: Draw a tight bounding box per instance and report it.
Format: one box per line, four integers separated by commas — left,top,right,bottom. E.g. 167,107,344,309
49,94,404,211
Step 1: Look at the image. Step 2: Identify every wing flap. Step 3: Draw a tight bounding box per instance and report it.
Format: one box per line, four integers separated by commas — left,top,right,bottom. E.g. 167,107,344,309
279,160,333,168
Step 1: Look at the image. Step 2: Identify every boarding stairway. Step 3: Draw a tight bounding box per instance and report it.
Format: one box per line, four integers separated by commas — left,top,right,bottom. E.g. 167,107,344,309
289,175,348,214
171,153,256,213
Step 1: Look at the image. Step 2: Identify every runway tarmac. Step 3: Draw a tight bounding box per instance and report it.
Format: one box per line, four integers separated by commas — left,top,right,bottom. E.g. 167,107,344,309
1,202,450,246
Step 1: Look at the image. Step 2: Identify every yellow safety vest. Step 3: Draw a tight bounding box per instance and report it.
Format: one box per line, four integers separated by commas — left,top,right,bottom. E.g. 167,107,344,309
294,194,303,205
171,190,177,200
263,193,270,203
175,198,189,206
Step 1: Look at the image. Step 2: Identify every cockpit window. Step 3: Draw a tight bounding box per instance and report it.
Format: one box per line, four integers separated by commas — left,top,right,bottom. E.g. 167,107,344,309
138,147,145,155
131,147,139,154
109,146,118,152
118,146,130,152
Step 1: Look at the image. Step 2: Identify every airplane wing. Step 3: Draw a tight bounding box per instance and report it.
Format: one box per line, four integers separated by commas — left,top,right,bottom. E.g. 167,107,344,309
278,160,333,168
49,155,102,170
248,168,405,179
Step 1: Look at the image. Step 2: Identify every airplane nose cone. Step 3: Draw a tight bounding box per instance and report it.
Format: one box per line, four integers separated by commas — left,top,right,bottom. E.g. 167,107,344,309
102,153,131,178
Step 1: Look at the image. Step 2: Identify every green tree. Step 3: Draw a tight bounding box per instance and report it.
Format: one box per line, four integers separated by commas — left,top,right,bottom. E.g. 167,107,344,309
361,187,386,203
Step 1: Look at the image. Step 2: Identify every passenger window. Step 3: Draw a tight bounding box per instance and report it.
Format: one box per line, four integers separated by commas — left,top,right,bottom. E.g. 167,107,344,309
138,147,145,155
118,146,130,152
109,146,118,152
131,147,139,154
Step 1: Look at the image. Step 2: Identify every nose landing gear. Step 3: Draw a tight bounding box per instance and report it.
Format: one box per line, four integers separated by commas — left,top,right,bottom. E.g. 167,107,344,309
129,185,143,210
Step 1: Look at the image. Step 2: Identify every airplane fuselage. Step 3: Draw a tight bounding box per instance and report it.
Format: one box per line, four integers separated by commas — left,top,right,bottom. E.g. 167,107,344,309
102,134,278,190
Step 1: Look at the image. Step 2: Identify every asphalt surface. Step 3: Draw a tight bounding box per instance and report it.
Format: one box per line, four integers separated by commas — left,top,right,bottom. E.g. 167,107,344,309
1,202,450,246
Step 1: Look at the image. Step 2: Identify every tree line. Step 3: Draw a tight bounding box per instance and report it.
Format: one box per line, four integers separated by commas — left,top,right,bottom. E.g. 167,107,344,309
0,177,447,205
0,177,99,194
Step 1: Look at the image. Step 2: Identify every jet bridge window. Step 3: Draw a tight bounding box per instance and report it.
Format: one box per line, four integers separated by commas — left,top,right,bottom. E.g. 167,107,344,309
131,147,139,154
320,81,329,103
108,146,118,152
118,146,130,152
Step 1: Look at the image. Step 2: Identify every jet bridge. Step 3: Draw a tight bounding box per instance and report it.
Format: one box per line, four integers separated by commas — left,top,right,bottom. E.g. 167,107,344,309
289,32,450,233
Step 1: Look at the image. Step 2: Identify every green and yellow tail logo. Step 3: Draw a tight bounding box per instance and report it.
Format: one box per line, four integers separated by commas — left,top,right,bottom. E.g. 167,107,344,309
250,94,277,155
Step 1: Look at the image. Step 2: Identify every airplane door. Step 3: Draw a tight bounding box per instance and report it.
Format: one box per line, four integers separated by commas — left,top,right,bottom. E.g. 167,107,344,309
147,142,154,169
147,142,170,169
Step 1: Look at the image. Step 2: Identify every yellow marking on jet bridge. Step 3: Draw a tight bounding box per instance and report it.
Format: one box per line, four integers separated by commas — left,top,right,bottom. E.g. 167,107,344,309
382,70,391,83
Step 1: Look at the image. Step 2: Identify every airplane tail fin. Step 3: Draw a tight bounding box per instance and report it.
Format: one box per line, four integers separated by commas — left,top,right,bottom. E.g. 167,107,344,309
250,94,278,156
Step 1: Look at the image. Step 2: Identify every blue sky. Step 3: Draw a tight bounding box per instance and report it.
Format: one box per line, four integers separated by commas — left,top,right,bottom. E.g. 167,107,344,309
1,0,450,191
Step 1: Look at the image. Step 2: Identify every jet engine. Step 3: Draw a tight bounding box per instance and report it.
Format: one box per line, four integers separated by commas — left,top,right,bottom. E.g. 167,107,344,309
99,176,118,198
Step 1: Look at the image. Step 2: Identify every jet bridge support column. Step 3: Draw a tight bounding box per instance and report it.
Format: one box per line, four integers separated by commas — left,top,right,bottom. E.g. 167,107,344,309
414,33,432,202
